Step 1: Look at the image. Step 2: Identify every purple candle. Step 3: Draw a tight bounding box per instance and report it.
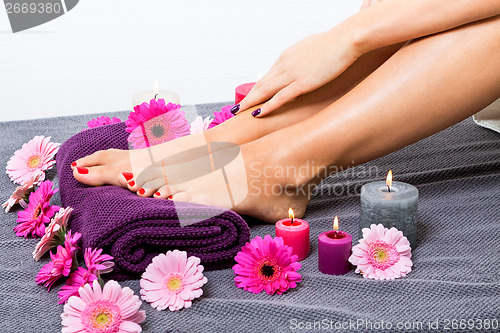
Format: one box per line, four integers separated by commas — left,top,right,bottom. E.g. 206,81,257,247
318,216,352,275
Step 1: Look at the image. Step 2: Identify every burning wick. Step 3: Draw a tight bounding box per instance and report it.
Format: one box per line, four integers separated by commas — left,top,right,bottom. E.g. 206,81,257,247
386,170,393,193
333,215,339,236
288,208,295,225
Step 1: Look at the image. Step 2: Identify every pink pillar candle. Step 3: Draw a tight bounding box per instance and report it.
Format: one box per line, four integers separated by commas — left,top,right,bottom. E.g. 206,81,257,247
318,230,352,275
275,218,310,261
235,82,256,104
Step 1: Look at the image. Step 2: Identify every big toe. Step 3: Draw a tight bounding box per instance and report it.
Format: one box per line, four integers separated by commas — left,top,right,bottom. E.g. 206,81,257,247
73,165,123,187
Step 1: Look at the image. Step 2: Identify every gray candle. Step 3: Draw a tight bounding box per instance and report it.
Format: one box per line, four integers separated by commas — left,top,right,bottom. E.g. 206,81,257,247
359,172,418,248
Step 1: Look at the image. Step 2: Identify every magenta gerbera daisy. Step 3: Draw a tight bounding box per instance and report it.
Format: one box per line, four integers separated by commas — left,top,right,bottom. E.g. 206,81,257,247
58,267,98,304
349,224,413,280
84,248,115,275
87,116,121,129
36,230,80,290
14,180,60,238
140,250,208,311
33,206,73,261
61,280,146,333
233,235,302,295
6,135,60,185
125,99,190,149
207,104,235,129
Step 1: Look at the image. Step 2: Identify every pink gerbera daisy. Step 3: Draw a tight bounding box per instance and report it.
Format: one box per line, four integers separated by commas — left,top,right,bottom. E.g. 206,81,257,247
33,206,73,261
189,115,214,134
207,104,235,129
87,116,121,129
58,267,98,304
2,173,42,212
349,224,413,280
140,250,208,311
14,180,59,238
84,248,115,275
36,230,80,290
61,280,146,333
6,135,59,185
125,99,190,149
233,235,302,295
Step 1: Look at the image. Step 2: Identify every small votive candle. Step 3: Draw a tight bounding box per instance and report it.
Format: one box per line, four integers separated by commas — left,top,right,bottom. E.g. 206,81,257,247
318,216,352,275
235,82,256,104
275,208,310,261
132,80,180,107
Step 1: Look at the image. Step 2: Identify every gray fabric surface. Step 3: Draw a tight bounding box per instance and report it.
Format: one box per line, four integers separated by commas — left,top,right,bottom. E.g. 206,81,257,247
1,103,499,333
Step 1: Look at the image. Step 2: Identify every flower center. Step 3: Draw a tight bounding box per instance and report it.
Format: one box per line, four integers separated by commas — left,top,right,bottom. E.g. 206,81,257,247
32,204,42,219
367,240,400,270
163,274,184,293
256,258,281,282
260,264,275,278
26,154,41,170
151,124,165,138
81,300,122,333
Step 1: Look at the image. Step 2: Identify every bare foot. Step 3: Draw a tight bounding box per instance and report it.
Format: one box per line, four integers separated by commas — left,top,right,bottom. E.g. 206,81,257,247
164,136,312,222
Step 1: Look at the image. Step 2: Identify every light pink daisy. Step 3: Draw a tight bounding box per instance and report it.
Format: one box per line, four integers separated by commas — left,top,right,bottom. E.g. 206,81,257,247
140,250,208,311
349,224,413,280
233,235,302,295
189,115,214,134
33,206,73,261
87,116,121,129
2,173,42,212
61,280,146,333
6,135,60,185
207,104,235,129
84,248,115,275
58,267,98,304
14,180,60,238
36,230,80,290
125,99,190,149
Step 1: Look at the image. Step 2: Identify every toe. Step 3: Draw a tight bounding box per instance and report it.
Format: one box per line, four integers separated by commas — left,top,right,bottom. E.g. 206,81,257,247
73,149,127,168
154,185,173,199
73,165,122,187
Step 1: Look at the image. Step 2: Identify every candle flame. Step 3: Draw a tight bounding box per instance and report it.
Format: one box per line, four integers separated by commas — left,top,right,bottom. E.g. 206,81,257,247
386,170,393,187
333,216,339,230
153,79,159,95
288,208,295,219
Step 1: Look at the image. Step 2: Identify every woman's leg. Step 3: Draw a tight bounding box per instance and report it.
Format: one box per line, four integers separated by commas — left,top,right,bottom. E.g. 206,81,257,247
169,16,500,222
72,43,404,190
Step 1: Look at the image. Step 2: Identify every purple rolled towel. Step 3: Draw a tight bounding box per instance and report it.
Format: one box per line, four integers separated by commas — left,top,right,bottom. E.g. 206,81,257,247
56,122,250,280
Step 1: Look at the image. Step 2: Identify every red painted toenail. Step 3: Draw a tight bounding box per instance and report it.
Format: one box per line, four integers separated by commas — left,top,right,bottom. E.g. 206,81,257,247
122,172,133,181
76,167,89,174
168,195,173,199
154,192,161,196
71,162,77,167
128,180,135,187
138,188,145,195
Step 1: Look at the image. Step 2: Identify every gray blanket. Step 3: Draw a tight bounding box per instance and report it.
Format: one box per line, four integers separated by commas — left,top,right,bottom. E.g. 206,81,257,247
1,103,499,333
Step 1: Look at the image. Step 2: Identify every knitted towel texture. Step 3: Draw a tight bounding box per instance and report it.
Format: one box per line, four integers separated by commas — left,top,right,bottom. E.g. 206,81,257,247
56,122,250,280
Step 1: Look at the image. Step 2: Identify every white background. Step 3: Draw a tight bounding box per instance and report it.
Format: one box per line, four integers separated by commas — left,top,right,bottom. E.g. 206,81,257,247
0,0,359,121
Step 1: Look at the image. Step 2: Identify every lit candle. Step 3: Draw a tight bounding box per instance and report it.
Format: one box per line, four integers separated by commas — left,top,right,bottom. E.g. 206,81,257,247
318,216,352,275
275,208,310,261
132,80,180,107
235,82,256,105
359,170,419,248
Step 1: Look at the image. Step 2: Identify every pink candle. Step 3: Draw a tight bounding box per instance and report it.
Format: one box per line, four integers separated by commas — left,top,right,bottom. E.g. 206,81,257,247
275,208,310,261
318,216,352,275
235,82,256,104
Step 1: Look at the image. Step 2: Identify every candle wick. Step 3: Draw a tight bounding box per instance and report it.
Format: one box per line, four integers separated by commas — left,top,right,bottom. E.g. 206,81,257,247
387,185,391,193
290,218,294,225
154,93,159,99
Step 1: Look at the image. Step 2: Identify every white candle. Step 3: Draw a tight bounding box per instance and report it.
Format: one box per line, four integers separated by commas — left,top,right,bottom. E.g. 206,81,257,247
132,80,180,107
